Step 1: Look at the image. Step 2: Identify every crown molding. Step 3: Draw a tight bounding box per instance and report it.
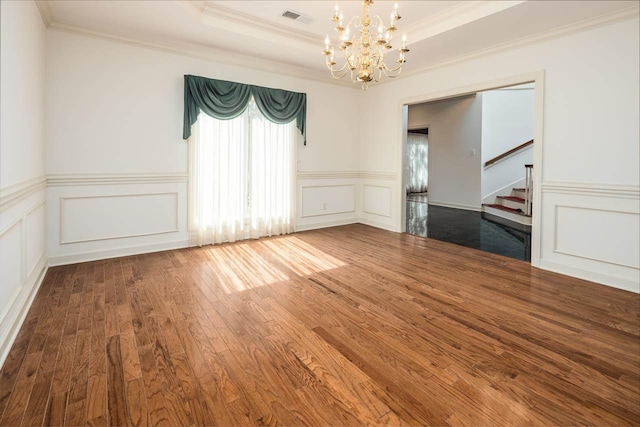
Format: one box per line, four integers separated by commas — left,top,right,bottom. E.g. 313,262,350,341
38,1,638,91
34,0,53,27
199,2,321,51
379,3,640,86
47,21,357,90
404,1,526,45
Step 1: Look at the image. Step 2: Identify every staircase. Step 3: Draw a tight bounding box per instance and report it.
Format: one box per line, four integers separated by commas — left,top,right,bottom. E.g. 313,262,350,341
482,164,533,228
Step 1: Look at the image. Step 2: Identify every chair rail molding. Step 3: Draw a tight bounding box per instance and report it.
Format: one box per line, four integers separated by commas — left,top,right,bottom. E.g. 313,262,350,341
47,173,188,186
0,175,47,212
541,181,640,199
297,171,397,181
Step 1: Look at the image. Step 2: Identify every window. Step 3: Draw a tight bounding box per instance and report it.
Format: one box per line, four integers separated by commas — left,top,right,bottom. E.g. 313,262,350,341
189,99,296,246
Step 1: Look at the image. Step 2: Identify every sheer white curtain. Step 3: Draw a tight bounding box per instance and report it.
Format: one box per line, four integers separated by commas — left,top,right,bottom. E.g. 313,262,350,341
406,132,429,194
248,103,296,239
188,100,296,246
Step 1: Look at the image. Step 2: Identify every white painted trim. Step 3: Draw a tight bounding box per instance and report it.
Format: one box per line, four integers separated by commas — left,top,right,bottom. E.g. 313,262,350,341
300,184,356,218
37,1,638,89
541,181,640,199
296,218,359,232
0,256,48,369
404,1,526,45
58,192,180,244
551,204,639,269
0,176,47,211
47,173,188,186
398,70,544,267
46,21,357,90
538,259,639,294
296,171,397,181
379,4,640,87
358,217,396,232
297,171,360,180
34,0,53,27
200,2,319,49
0,219,24,326
24,200,47,279
360,171,397,181
47,239,190,267
429,201,482,212
362,184,393,218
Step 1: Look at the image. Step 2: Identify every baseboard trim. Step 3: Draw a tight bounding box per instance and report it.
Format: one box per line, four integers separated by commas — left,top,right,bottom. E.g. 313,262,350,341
358,218,398,232
538,259,639,294
0,256,48,369
428,201,481,212
48,239,191,266
296,218,358,232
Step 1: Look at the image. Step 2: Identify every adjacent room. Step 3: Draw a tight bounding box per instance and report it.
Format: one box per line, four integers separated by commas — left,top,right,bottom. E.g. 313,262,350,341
1,0,639,425
405,83,535,261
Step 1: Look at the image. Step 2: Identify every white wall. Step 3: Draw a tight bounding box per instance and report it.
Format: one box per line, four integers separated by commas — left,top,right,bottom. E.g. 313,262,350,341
481,86,535,200
0,1,48,365
407,95,483,210
360,18,640,292
46,30,362,264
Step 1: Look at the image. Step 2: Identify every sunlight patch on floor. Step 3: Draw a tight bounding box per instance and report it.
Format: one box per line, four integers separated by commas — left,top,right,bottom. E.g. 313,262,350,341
202,235,347,294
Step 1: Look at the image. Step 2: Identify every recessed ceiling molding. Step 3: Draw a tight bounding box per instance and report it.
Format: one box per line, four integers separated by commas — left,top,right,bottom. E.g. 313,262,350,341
378,3,640,86
39,1,638,90
46,21,358,90
404,1,526,44
199,2,321,52
35,0,53,27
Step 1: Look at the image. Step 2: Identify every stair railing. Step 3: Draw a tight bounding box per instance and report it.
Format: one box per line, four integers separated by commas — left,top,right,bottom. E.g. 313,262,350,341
484,139,533,168
524,164,533,216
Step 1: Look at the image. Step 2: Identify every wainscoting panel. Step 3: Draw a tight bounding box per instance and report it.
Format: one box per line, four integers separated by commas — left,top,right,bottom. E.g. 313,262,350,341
25,201,46,278
363,185,392,218
555,206,639,269
296,172,359,231
0,183,48,368
47,174,189,266
0,221,23,317
359,173,398,231
301,185,355,218
60,193,179,244
540,182,640,293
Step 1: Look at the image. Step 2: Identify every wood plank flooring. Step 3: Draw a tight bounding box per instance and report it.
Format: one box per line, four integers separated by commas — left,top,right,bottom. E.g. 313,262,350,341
1,224,639,426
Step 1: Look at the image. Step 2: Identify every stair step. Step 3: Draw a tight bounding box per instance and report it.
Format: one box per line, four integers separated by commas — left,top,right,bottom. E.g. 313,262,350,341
482,204,532,226
484,204,527,215
497,196,525,203
512,188,533,201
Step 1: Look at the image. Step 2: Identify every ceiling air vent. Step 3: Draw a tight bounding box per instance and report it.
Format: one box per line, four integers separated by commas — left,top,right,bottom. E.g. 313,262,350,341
281,10,314,24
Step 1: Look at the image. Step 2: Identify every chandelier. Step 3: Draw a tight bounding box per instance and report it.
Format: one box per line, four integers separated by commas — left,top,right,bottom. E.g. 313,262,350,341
322,0,409,89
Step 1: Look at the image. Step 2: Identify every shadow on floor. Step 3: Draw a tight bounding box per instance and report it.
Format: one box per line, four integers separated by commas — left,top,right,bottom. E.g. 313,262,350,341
406,193,531,261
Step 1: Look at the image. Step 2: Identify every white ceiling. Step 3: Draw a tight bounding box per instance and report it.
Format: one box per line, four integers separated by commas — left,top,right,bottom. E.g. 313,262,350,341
41,0,639,84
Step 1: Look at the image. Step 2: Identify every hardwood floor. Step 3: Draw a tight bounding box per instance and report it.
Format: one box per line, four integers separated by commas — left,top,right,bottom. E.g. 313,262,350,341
1,224,638,426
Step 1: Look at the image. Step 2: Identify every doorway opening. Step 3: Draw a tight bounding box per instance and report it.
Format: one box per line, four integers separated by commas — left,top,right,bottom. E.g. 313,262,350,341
402,77,540,263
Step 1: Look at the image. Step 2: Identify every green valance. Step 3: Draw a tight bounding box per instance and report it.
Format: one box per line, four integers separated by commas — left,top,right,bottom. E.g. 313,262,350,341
183,75,307,144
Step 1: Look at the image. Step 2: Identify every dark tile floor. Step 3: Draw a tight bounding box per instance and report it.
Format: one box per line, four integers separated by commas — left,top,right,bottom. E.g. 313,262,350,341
407,193,531,261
